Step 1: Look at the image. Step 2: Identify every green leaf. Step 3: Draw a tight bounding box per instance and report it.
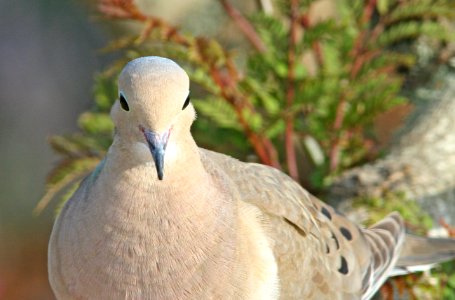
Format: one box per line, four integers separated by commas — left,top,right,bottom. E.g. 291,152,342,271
93,74,118,111
192,97,241,130
241,77,281,115
377,0,389,15
35,157,100,214
54,181,80,217
386,3,455,25
49,134,109,157
187,67,220,95
241,107,263,132
321,42,342,75
448,273,455,287
264,119,285,139
78,112,114,135
378,21,452,47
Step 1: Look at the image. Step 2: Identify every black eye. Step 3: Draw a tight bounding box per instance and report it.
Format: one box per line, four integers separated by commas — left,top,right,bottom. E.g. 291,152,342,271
119,94,129,111
182,95,190,110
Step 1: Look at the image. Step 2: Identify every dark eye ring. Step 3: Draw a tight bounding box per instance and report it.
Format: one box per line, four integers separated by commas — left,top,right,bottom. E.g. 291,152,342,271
119,94,130,111
182,95,190,110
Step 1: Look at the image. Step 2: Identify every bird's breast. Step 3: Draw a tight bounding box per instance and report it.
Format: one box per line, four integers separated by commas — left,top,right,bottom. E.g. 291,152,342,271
50,167,244,299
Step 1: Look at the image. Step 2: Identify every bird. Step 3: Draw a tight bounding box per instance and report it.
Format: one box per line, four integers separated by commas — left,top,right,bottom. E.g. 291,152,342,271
48,56,455,300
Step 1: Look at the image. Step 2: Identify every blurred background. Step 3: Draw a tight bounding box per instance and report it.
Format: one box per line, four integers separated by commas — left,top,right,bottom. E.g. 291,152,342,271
1,0,454,299
0,1,107,298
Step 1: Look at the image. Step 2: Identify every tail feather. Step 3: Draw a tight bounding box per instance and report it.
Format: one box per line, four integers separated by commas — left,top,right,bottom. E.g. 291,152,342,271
392,234,455,276
390,264,436,277
398,234,455,266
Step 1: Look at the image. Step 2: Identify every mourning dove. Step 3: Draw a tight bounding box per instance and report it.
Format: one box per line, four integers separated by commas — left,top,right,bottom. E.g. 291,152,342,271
48,56,455,300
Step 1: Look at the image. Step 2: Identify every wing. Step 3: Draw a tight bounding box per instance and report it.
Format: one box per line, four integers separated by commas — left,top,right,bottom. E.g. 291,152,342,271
200,149,406,300
360,213,405,299
48,158,106,297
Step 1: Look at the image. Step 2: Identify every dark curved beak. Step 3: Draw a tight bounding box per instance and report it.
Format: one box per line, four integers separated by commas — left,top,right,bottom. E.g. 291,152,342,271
141,127,171,180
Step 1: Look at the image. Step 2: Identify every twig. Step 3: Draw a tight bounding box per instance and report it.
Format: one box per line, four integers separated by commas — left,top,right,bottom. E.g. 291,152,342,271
209,65,280,168
219,0,267,53
350,0,377,78
284,0,300,180
362,0,378,25
263,139,280,168
328,128,345,172
312,41,324,68
99,0,191,46
379,281,394,300
351,50,381,78
98,0,147,21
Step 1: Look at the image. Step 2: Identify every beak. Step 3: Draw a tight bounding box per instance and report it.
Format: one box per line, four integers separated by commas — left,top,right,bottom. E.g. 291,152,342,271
140,126,171,180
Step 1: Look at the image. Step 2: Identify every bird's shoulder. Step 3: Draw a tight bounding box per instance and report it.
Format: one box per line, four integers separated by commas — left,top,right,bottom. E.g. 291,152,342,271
199,148,328,235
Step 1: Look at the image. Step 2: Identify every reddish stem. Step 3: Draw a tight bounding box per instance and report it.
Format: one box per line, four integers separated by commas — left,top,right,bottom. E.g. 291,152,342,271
263,139,281,168
284,0,299,180
219,0,267,53
440,218,455,238
329,0,377,171
362,0,378,24
312,41,324,68
98,0,148,21
209,66,280,168
299,12,324,68
379,281,394,300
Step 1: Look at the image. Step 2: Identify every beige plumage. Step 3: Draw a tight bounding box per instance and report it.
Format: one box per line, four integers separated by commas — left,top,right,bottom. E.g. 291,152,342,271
48,56,455,300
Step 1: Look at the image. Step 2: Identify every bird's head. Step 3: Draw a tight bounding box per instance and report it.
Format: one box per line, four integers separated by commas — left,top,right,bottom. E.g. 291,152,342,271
111,56,195,180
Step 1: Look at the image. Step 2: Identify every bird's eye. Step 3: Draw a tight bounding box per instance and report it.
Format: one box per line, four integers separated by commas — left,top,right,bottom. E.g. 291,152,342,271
119,94,130,111
182,95,190,110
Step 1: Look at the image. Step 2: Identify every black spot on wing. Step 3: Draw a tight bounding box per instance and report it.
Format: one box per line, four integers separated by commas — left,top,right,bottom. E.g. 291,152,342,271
321,206,332,220
340,227,353,241
338,256,349,274
331,231,340,250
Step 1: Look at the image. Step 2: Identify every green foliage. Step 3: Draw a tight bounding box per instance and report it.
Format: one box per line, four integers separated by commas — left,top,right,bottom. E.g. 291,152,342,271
38,0,455,211
353,191,433,234
439,261,455,299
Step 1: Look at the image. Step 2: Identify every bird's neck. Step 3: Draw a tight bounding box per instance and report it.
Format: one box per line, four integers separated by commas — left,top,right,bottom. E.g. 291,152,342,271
100,134,228,223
